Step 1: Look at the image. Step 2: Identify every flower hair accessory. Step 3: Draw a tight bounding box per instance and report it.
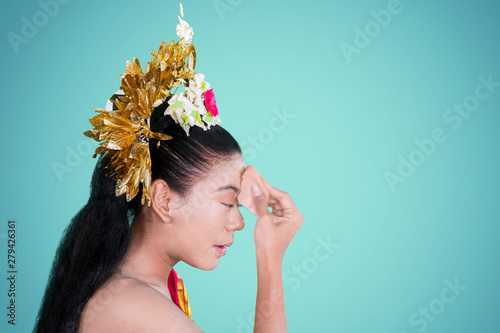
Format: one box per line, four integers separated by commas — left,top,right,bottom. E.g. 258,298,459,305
83,3,221,206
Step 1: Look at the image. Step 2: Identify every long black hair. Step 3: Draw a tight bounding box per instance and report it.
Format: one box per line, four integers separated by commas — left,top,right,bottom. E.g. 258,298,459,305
33,95,242,332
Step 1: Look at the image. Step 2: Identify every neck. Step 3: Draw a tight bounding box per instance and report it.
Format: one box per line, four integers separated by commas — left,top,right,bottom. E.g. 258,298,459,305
117,211,178,288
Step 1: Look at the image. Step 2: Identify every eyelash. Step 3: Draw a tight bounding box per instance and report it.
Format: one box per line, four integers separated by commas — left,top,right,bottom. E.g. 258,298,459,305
224,203,243,208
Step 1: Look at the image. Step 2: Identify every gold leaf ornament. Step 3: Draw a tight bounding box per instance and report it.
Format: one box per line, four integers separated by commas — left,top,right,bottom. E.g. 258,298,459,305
83,5,197,206
84,3,220,206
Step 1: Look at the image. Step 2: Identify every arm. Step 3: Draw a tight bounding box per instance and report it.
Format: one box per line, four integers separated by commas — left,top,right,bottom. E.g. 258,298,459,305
237,166,303,333
254,251,286,332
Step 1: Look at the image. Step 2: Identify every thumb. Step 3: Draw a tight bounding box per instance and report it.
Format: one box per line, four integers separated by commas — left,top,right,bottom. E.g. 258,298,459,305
251,184,270,218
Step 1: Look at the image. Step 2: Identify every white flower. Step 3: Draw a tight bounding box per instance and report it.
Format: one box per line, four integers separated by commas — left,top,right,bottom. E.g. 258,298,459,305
164,73,220,136
176,16,193,46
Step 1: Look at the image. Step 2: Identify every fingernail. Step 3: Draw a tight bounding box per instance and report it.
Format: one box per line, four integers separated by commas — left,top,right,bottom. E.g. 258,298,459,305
252,184,261,197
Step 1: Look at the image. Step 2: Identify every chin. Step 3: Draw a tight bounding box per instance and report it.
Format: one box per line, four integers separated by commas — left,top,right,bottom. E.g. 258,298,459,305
197,260,220,271
184,257,220,271
197,264,218,271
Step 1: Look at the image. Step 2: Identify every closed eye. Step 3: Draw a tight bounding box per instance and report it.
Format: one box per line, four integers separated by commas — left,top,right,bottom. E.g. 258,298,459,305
223,203,244,208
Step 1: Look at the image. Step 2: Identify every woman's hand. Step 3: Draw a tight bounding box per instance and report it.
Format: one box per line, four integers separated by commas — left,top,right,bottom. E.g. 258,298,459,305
237,165,303,262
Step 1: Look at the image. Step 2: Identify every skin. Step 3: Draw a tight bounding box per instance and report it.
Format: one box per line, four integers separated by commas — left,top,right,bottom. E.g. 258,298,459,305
79,154,303,332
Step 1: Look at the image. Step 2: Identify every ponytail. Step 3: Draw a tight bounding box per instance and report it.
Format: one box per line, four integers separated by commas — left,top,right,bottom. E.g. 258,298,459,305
33,155,139,332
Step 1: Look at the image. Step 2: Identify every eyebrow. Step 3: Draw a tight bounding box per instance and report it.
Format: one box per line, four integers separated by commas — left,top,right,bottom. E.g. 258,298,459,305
215,167,245,194
216,184,240,194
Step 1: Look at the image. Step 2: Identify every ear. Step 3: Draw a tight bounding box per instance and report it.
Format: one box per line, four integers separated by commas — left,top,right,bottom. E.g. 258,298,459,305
150,178,172,223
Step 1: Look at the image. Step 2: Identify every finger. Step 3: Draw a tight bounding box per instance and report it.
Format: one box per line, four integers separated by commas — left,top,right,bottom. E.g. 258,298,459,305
260,180,296,211
241,167,269,196
251,184,271,218
237,169,270,215
242,165,292,209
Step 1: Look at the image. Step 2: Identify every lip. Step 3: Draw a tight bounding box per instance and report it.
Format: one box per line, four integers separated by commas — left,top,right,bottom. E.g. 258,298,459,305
214,245,227,255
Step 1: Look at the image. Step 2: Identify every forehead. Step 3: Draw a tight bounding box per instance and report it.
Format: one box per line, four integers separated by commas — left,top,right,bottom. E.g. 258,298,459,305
197,155,245,192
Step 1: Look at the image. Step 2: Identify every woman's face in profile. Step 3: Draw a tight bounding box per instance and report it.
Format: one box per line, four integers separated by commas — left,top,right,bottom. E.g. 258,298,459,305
165,154,246,271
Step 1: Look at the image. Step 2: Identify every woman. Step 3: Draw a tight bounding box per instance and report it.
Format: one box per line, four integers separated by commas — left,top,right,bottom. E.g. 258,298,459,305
34,97,303,332
33,5,303,332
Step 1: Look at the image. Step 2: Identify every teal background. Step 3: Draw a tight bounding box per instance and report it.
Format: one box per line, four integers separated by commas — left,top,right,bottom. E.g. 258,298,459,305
1,0,499,332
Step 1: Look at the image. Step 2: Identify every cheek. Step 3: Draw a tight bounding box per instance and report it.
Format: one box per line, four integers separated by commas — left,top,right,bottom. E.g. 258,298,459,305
175,196,230,236
181,201,226,233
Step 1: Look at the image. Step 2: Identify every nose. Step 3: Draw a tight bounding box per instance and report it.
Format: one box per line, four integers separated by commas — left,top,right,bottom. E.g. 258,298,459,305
226,209,245,231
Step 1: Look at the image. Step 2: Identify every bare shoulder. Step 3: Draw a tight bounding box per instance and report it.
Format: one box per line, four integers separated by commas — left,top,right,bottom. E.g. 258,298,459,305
79,275,203,333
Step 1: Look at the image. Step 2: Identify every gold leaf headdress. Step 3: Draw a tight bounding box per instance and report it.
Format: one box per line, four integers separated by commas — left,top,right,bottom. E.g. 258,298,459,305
84,3,221,206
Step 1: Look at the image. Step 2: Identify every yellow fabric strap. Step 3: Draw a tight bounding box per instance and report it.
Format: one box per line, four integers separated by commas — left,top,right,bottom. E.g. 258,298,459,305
176,273,193,320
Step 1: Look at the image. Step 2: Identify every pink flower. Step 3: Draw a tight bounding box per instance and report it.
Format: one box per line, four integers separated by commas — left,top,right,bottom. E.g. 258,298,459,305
204,89,218,117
